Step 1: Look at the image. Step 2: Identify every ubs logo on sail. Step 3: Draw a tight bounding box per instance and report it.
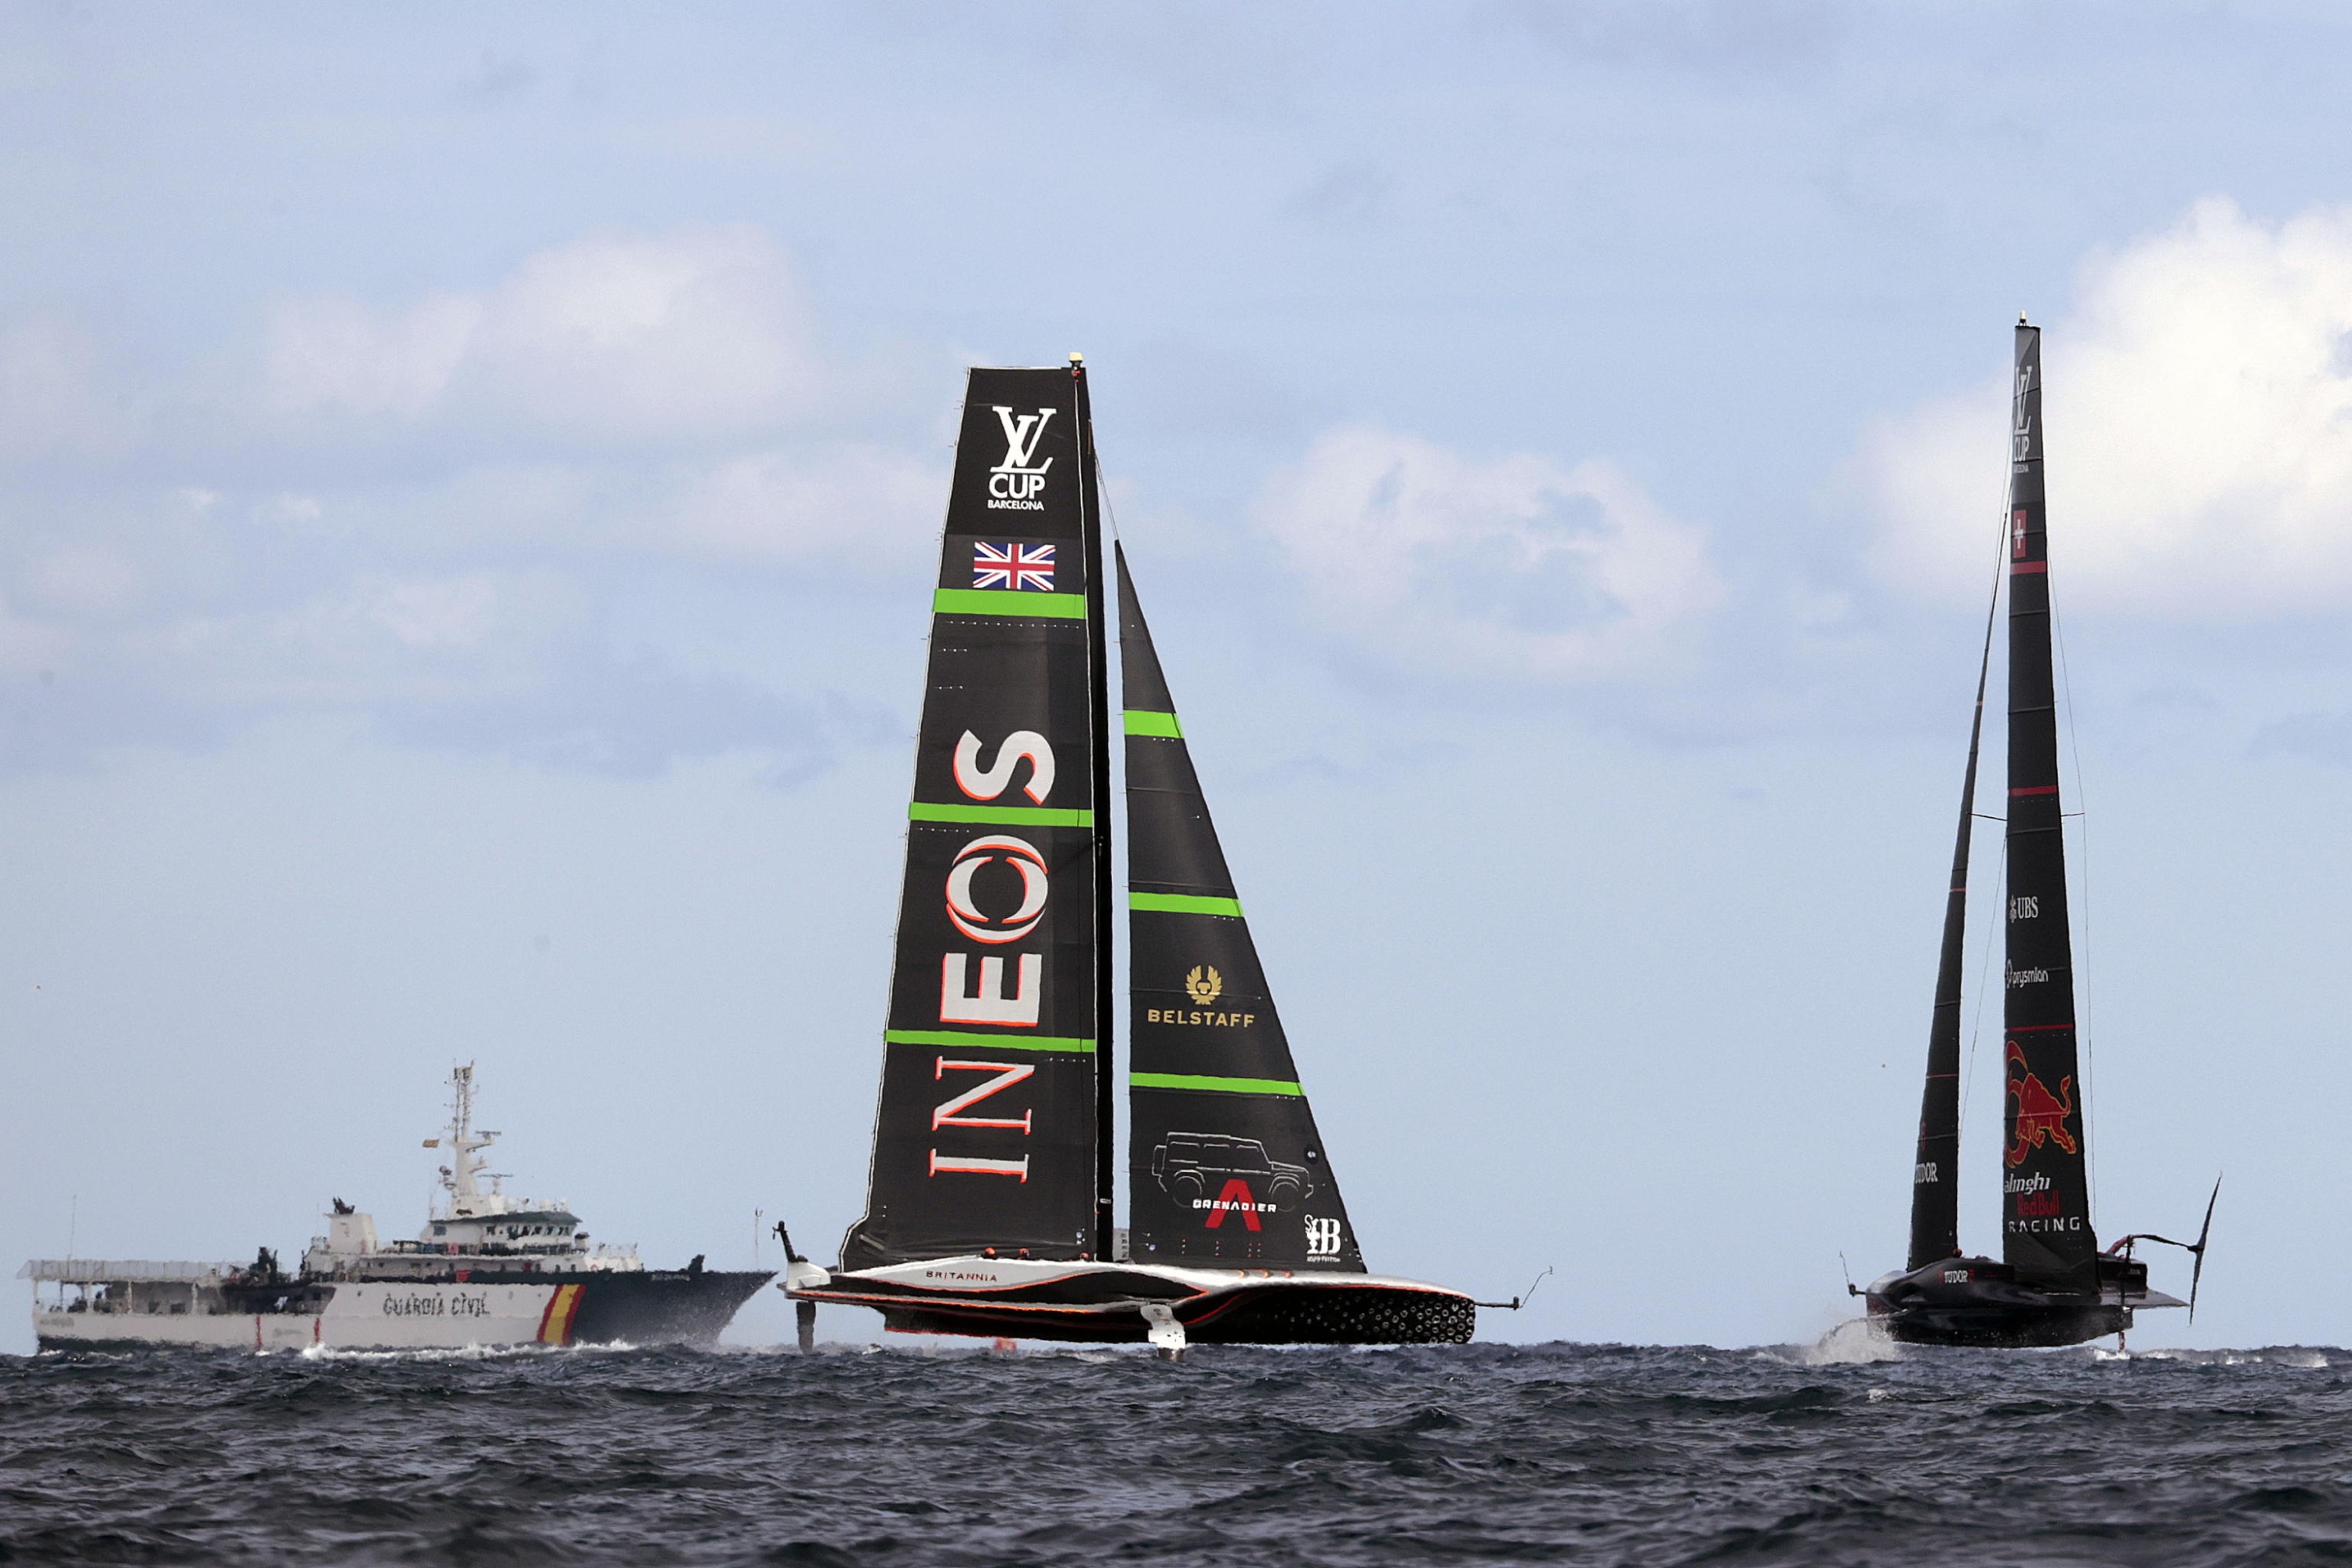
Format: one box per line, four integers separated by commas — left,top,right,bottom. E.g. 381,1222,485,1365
987,406,1055,510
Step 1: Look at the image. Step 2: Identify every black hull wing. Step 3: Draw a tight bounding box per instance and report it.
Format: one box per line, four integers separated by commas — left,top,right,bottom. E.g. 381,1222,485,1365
797,1260,1473,1346
1878,1303,2128,1349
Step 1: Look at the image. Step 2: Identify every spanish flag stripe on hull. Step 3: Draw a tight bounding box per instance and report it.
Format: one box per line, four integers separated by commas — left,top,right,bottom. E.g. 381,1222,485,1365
536,1283,584,1345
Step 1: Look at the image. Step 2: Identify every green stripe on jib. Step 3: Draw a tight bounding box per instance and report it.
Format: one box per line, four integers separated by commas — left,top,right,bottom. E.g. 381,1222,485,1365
932,589,1086,619
1131,1072,1304,1097
885,1029,1096,1054
1123,710,1182,739
1128,891,1243,917
909,803,1094,828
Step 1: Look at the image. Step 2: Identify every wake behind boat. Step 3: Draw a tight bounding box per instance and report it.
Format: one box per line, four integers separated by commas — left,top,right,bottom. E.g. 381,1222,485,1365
25,1065,771,1352
779,359,1476,1353
1861,319,2212,1348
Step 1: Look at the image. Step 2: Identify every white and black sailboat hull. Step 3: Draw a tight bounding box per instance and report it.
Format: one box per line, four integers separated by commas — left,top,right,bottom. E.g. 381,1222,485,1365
789,1257,1475,1345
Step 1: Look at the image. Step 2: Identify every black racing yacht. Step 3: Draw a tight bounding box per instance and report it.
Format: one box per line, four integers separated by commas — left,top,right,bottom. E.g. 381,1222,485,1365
1863,318,2214,1348
775,359,1477,1354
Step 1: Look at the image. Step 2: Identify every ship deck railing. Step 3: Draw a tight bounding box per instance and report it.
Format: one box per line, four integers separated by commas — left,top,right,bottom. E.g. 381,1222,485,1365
19,1259,239,1283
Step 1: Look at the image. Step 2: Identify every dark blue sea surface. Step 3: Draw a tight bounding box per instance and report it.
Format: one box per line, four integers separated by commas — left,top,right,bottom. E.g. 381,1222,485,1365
4,1334,2348,1565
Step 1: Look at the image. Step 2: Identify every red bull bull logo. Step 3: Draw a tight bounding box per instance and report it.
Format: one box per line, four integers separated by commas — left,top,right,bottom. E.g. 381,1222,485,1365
2004,1041,2078,1169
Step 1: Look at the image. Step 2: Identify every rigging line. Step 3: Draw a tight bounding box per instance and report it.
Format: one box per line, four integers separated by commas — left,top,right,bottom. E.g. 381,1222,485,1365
1098,454,1124,543
2051,587,2097,1217
1962,836,2007,1152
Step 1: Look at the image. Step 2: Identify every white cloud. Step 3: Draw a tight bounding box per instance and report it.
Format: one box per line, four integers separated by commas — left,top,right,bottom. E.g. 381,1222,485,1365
1867,197,2352,617
660,445,945,566
24,546,151,618
0,594,67,677
154,570,584,710
253,227,822,446
260,291,483,423
0,314,137,460
0,223,947,771
1256,426,1723,681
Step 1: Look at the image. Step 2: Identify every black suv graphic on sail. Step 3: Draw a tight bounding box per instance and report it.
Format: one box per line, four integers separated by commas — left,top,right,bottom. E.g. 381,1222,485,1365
1149,1133,1315,1207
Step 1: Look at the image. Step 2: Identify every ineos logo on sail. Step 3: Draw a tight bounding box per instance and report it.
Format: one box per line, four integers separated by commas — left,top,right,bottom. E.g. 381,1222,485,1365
933,731,1060,1176
946,836,1048,946
929,1058,1036,1182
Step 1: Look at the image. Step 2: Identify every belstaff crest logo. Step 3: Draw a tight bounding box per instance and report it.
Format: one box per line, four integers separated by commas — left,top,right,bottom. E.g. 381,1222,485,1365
1184,966,1222,1006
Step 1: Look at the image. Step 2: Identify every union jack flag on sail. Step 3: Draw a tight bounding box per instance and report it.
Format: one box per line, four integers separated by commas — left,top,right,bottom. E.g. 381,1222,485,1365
973,542,1057,592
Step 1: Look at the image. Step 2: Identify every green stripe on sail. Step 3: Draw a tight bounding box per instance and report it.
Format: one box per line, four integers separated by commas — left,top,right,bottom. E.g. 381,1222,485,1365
1129,891,1243,917
932,589,1087,619
909,802,1094,828
1131,1072,1304,1097
885,1029,1096,1054
1123,710,1182,739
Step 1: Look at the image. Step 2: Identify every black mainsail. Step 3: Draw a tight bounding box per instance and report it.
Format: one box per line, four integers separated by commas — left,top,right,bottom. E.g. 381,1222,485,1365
1999,320,2097,1294
1116,546,1364,1272
840,365,1109,1272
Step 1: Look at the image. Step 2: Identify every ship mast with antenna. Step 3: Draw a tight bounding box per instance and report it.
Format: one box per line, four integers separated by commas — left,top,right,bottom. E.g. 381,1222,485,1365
427,1063,502,1219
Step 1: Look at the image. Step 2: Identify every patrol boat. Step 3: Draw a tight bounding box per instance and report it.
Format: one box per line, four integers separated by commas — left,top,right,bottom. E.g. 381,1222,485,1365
24,1065,770,1352
776,359,1480,1354
1862,318,2214,1348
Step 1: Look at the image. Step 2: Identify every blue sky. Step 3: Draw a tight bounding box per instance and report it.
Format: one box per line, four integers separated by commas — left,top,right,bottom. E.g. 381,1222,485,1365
8,2,2352,1352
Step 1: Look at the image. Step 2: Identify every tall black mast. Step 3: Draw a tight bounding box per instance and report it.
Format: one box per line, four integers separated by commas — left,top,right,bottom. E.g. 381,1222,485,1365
1907,580,1998,1270
1074,358,1116,1261
2002,318,2098,1294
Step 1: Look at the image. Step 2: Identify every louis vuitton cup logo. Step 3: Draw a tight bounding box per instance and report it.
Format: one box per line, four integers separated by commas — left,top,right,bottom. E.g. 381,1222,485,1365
987,406,1055,511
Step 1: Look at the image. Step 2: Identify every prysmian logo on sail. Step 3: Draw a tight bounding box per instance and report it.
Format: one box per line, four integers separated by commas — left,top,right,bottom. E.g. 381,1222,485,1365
2005,965,2049,988
986,406,1054,510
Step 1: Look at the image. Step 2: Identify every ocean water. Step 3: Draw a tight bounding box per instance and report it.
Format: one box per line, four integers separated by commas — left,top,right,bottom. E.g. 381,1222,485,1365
5,1333,2350,1566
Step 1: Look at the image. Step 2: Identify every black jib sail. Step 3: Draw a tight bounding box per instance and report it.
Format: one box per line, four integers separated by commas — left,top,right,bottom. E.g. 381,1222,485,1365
840,365,1112,1272
1117,546,1364,1272
2001,321,2098,1294
1907,569,1998,1270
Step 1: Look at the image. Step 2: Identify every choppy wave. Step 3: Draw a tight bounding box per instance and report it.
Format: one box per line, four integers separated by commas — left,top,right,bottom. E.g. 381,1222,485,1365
8,1338,2352,1564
